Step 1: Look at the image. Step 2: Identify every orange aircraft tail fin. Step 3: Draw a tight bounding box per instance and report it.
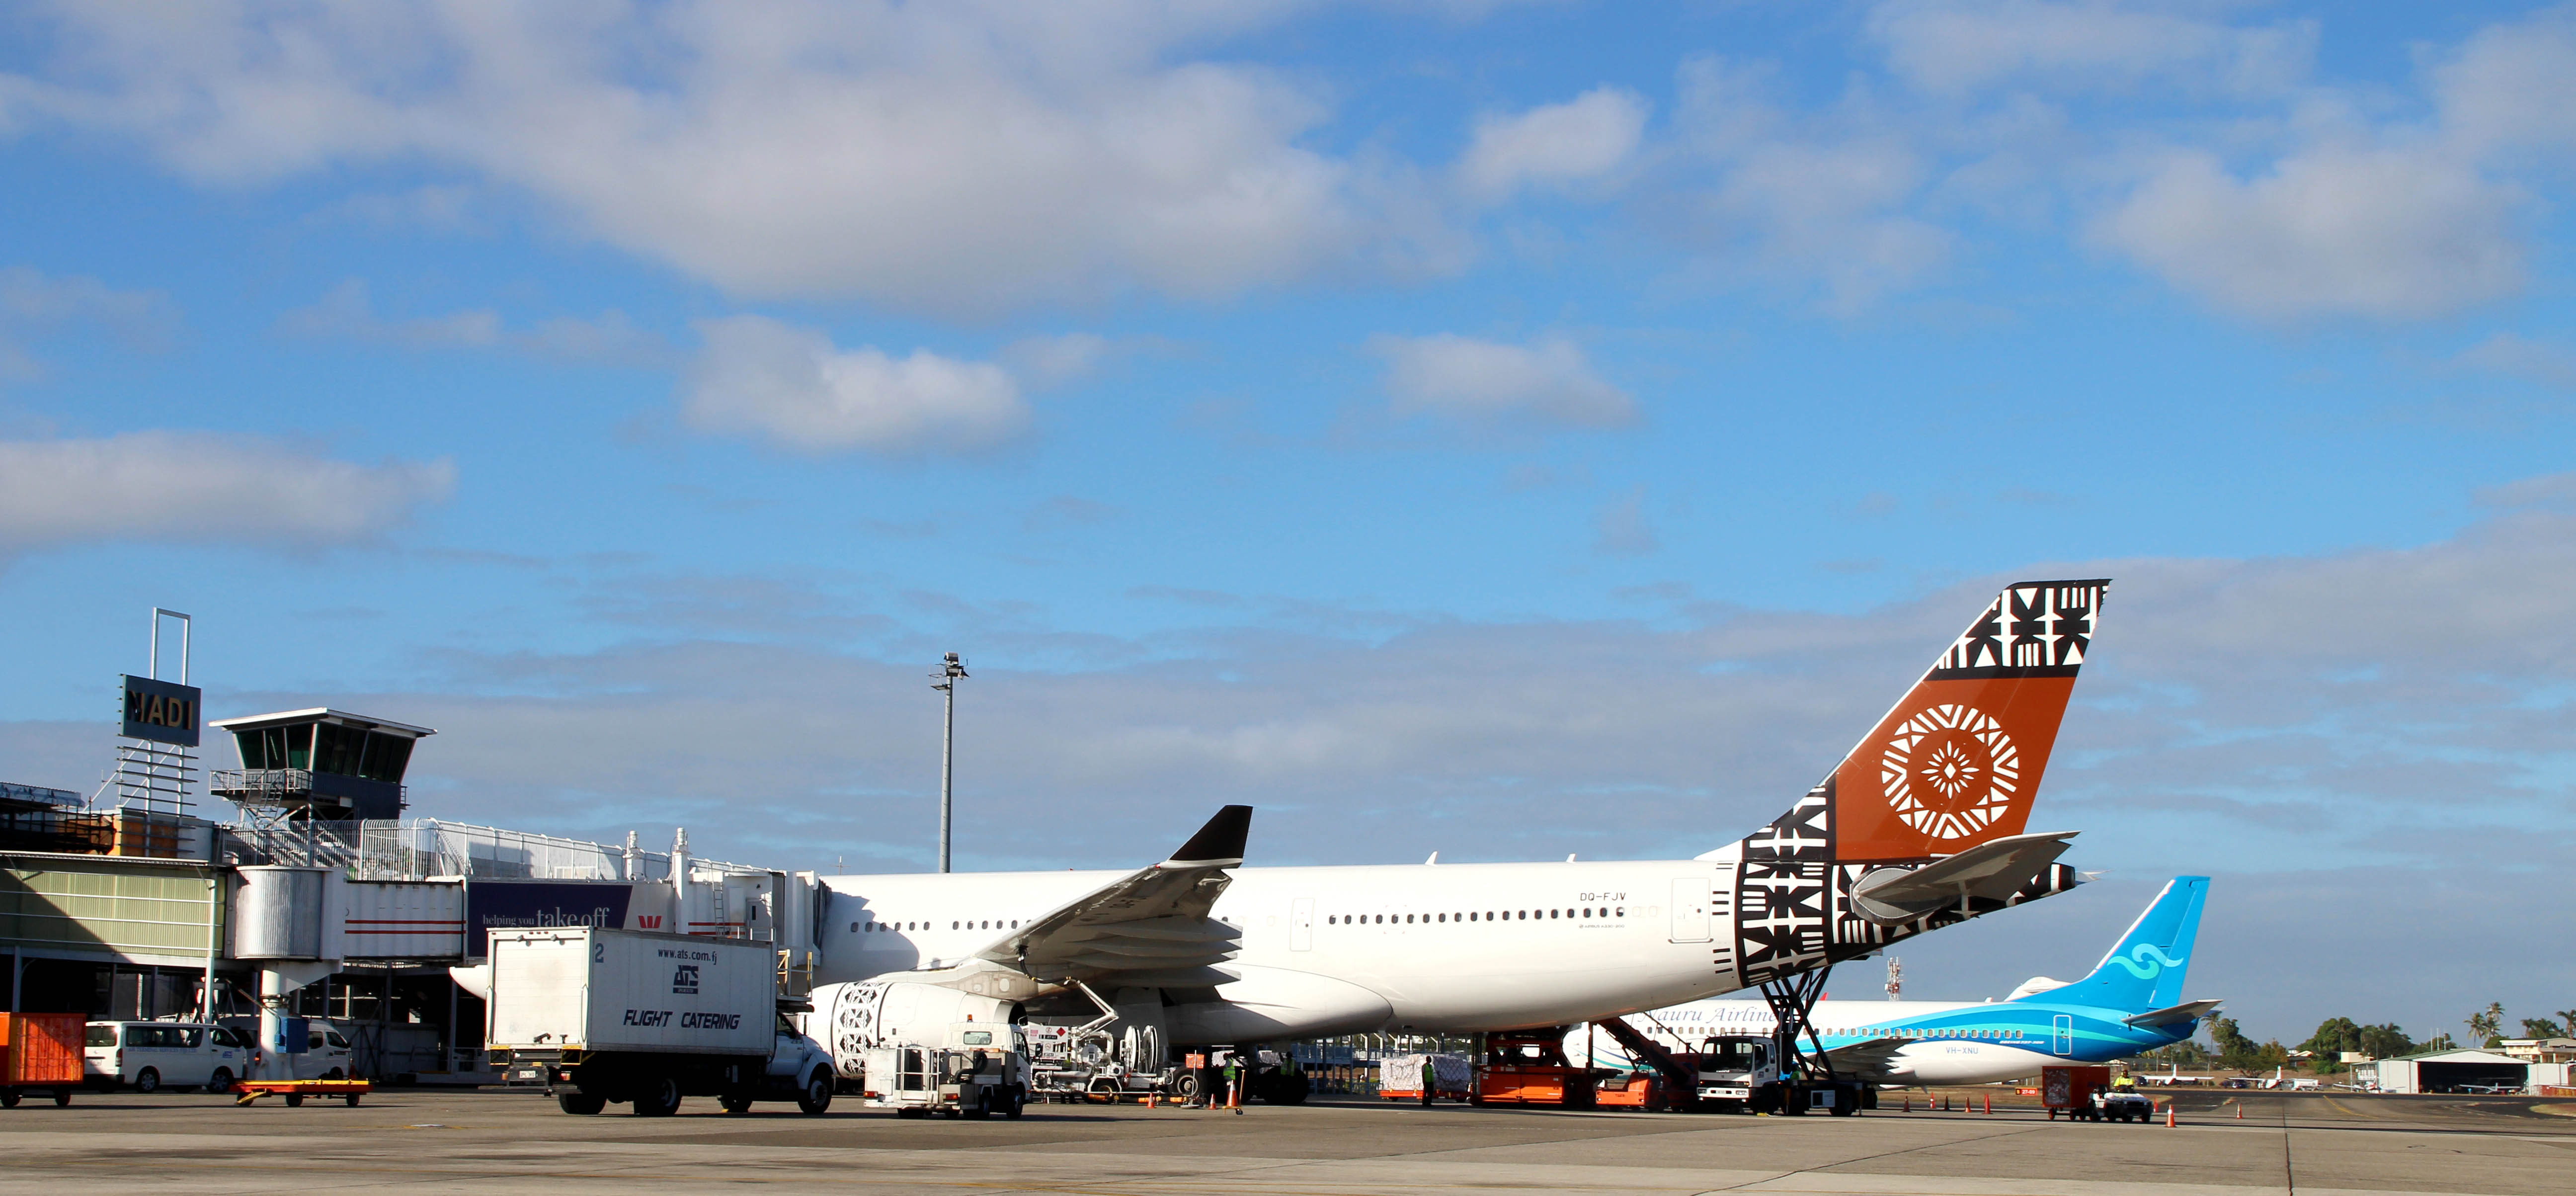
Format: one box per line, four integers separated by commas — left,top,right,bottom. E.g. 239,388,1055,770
1777,579,2111,864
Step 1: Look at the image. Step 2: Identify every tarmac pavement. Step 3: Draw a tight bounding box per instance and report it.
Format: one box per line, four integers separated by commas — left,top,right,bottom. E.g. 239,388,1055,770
1,1086,2568,1195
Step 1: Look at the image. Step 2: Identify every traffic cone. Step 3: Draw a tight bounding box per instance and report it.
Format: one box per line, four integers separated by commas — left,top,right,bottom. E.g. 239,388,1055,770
2234,1103,2242,1120
1902,1095,1910,1111
1984,1094,1992,1114
2166,1102,2176,1128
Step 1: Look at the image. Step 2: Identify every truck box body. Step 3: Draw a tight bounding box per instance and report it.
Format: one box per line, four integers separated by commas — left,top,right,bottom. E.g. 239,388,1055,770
488,927,773,1058
1,1013,86,1085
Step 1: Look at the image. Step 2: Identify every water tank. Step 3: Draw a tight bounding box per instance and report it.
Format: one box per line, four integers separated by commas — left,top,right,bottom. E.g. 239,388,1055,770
233,866,329,959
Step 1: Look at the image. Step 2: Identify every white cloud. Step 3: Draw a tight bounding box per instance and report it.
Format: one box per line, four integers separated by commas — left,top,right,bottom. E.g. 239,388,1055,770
0,265,177,380
1371,333,1635,427
2429,6,2576,159
1593,486,1658,557
682,315,1029,455
0,2,1419,316
2450,333,2576,391
999,333,1116,391
0,431,454,550
2091,144,2526,321
280,279,500,349
1660,57,1954,314
1457,85,1650,201
1866,0,2316,96
279,279,671,367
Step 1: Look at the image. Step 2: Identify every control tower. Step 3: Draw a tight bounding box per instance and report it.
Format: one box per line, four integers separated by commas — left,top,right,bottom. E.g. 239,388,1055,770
208,708,435,822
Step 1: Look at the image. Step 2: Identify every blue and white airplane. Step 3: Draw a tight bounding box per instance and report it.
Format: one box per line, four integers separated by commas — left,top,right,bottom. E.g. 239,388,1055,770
1572,876,2215,1087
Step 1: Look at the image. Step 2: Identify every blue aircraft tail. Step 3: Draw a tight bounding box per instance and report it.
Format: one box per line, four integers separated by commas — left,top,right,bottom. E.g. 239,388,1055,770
2011,875,2207,1011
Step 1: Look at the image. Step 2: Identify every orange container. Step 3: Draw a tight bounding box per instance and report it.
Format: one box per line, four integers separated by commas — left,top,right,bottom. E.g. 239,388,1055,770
0,1013,87,1086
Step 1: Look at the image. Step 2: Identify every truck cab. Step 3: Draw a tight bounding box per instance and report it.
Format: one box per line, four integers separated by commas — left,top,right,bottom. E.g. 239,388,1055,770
859,1022,1030,1119
1695,1033,1866,1116
1694,1035,1780,1110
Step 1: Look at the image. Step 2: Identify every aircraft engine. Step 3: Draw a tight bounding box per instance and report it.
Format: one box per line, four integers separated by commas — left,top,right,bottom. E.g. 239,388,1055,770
813,978,1016,1079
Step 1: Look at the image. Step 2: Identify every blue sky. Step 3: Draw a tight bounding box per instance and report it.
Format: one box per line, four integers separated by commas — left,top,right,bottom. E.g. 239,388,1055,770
3,1,2573,1042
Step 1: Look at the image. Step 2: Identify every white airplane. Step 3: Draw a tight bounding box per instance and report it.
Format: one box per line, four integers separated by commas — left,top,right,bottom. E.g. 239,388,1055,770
809,579,2112,1058
1570,876,2220,1087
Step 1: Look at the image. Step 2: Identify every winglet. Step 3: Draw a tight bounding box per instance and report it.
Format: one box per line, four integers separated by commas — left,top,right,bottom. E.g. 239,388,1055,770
1165,804,1253,867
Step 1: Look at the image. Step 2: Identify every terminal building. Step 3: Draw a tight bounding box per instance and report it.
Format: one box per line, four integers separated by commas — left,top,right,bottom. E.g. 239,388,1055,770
3,669,817,1084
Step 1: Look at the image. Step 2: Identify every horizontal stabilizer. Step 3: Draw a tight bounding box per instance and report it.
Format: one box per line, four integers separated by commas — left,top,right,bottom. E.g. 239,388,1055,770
2125,999,2223,1028
1849,830,2079,924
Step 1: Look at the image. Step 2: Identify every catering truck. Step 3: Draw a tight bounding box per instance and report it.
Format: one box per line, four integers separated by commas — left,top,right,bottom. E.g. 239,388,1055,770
485,927,834,1116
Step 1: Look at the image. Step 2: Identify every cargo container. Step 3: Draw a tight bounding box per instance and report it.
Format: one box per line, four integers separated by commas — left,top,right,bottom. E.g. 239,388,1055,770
1,1012,84,1107
485,926,832,1116
1375,1053,1471,1102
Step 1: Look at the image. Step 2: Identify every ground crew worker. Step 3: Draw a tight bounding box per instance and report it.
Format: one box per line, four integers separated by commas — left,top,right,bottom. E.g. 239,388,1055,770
1421,1056,1436,1106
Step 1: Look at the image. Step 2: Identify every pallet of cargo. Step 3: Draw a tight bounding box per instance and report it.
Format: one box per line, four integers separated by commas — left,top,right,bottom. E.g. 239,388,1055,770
234,1078,371,1107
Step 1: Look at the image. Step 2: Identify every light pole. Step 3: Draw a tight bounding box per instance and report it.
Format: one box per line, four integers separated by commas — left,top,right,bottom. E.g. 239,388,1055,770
932,652,967,873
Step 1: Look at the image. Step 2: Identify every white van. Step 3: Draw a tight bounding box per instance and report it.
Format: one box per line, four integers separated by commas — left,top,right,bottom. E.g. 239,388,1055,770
287,1021,356,1080
84,1022,253,1093
211,1016,358,1081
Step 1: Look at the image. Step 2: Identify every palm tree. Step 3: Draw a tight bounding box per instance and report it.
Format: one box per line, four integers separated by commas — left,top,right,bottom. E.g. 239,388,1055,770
2466,1003,2504,1047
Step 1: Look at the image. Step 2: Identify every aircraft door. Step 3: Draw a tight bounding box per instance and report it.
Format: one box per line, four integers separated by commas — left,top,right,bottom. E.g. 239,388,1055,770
2051,1014,2075,1056
1289,898,1314,951
1670,877,1711,943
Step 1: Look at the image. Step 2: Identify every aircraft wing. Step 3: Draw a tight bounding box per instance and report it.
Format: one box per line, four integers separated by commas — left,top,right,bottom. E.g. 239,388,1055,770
972,805,1252,988
1849,831,2080,924
2125,998,2223,1028
1817,1036,1917,1083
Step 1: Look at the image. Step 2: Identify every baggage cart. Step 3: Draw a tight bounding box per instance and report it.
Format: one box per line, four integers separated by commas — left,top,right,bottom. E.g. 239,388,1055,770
234,1078,371,1108
2043,1065,2113,1120
0,1013,84,1108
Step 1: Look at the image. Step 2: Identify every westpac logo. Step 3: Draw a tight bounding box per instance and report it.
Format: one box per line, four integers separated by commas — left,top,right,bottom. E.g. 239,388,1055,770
637,915,663,930
2106,944,2186,980
672,964,700,995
